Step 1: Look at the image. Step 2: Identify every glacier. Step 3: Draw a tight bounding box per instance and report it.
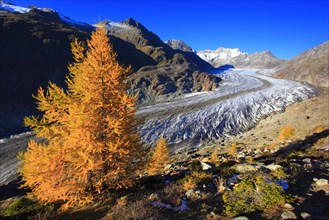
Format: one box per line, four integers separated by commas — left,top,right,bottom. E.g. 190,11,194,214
138,69,315,150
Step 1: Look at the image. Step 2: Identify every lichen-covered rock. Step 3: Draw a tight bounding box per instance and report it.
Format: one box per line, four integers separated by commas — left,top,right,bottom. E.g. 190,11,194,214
281,210,297,219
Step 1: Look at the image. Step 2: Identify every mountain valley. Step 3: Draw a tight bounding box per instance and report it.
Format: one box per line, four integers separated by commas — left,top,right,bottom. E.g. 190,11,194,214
0,1,328,220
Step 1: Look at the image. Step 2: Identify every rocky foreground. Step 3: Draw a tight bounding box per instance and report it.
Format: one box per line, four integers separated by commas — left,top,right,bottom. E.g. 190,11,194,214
1,126,328,219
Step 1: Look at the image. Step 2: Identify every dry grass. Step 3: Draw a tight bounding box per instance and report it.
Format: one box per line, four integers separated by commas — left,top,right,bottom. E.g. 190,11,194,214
182,177,197,191
210,151,220,165
313,125,328,134
104,195,163,220
160,183,184,207
213,176,226,194
227,143,237,158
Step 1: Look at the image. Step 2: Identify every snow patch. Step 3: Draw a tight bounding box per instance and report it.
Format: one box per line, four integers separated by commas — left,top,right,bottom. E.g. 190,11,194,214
94,20,131,30
0,132,32,144
0,2,31,13
151,200,189,211
0,2,87,26
197,47,246,61
58,13,87,26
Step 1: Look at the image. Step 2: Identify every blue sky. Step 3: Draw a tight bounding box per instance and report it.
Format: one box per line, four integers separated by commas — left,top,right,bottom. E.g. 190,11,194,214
14,0,329,59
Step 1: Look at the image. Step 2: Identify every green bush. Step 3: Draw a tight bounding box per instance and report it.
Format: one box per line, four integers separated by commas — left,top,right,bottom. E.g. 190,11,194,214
179,171,212,191
4,197,44,216
222,176,286,217
271,168,288,180
217,160,237,177
190,160,203,172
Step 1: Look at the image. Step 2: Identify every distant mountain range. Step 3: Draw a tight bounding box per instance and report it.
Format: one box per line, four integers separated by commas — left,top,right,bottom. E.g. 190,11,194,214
164,39,285,69
165,40,329,87
274,41,329,87
197,48,285,69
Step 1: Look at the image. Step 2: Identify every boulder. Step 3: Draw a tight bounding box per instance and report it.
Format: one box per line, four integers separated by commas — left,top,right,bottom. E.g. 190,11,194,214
164,163,174,171
314,178,328,187
231,216,249,220
266,164,283,171
300,212,311,219
149,193,159,201
237,152,245,159
200,162,215,171
283,203,294,210
302,158,311,164
185,188,201,199
235,164,260,173
281,210,297,219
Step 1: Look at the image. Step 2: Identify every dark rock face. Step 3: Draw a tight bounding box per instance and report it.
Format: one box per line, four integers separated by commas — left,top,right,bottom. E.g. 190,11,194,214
93,19,220,104
274,41,329,87
0,11,220,137
0,10,91,137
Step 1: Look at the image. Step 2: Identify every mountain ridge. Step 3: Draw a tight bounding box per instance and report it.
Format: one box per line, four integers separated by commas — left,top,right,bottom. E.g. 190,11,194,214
274,40,329,87
164,38,285,69
197,47,285,68
165,39,195,53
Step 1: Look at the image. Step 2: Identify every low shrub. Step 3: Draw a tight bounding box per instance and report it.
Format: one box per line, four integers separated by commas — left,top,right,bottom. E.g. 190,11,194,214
190,160,203,172
105,197,163,220
161,183,184,206
227,143,238,158
278,126,295,142
222,176,287,217
210,151,220,165
180,171,212,191
4,197,45,216
314,125,326,133
271,168,288,180
217,161,237,177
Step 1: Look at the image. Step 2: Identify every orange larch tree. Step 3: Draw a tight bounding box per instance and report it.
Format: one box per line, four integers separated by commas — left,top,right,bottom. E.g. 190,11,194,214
19,28,147,209
227,143,238,159
278,125,295,142
147,137,170,175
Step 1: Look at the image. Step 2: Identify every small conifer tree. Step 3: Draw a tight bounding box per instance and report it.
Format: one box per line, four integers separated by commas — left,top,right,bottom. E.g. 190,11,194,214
227,143,237,159
18,28,147,209
278,126,295,142
210,150,220,165
147,137,170,175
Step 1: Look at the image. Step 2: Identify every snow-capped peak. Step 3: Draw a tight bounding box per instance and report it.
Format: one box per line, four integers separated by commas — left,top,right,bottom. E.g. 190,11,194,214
0,2,87,26
197,47,246,62
197,47,283,68
0,2,31,13
94,19,131,30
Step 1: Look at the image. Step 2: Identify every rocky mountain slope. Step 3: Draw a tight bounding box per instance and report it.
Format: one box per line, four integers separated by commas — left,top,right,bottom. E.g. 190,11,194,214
96,19,220,104
274,41,329,87
165,39,195,53
0,3,220,137
197,47,285,68
0,6,91,138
